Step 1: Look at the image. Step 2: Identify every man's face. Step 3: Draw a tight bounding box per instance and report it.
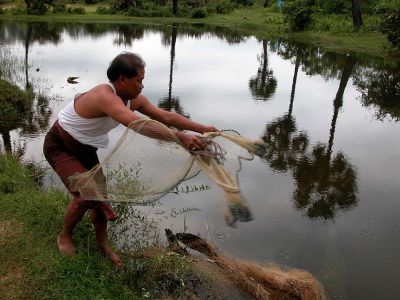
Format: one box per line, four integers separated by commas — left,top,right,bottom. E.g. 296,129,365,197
124,67,145,99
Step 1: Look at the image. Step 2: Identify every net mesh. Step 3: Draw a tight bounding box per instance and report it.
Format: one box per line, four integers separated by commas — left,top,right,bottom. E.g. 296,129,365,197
69,118,266,205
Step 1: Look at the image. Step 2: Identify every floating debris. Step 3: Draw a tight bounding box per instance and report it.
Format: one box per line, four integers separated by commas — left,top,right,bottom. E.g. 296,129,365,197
67,76,79,84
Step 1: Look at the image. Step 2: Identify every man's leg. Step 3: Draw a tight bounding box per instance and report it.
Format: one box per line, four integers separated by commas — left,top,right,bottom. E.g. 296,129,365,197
89,209,122,267
58,197,87,256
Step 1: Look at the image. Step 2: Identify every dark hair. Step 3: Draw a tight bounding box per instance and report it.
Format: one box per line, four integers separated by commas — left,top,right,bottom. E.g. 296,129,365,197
107,52,146,82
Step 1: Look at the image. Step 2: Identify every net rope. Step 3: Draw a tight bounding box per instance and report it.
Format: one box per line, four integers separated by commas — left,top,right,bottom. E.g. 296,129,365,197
69,118,266,205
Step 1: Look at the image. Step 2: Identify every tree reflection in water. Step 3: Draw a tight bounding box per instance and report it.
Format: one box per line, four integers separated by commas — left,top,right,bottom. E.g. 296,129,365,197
249,39,277,101
258,47,359,220
353,64,400,121
158,26,188,118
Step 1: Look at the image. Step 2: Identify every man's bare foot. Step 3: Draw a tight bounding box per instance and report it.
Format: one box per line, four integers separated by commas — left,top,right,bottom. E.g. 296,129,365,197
57,234,76,256
99,245,122,268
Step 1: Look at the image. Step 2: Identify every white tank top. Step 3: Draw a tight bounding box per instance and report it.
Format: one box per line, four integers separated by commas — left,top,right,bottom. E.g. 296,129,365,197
58,83,130,148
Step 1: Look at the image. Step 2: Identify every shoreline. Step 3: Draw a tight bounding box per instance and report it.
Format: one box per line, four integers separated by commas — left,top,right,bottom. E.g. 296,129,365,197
0,10,399,63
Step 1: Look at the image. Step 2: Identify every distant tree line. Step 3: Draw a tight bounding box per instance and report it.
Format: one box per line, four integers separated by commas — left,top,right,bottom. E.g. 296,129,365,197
16,0,255,18
1,1,398,48
280,0,400,48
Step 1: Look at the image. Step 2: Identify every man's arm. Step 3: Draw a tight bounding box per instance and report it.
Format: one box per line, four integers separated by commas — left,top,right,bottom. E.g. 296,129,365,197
135,95,218,150
98,92,142,127
135,95,217,133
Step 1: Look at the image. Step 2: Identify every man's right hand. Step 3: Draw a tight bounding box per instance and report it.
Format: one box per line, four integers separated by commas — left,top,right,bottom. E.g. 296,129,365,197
176,131,206,151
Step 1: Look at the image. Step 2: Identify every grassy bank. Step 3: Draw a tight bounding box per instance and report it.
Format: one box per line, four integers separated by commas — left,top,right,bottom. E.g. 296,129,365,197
0,4,398,61
0,155,195,299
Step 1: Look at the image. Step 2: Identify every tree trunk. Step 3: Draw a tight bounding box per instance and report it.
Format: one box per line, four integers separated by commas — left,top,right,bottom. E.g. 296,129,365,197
263,0,269,8
351,0,363,30
172,0,178,16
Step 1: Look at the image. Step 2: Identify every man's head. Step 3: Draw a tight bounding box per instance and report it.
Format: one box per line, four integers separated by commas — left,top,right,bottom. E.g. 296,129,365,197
107,52,146,99
107,52,146,82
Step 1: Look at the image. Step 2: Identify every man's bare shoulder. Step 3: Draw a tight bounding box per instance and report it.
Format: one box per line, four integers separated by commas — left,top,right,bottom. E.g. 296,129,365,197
89,83,115,98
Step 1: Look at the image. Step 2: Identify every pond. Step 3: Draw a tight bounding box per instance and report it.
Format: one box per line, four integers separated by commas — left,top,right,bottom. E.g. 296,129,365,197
0,21,399,299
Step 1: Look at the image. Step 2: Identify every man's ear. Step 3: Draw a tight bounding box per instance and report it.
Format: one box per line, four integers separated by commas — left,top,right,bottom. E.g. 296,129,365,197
117,75,126,85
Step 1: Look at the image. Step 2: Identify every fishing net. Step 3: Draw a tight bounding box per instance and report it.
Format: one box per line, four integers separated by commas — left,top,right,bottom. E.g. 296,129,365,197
69,118,266,206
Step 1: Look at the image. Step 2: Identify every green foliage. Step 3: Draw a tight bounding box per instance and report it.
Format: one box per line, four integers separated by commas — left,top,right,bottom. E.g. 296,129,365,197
125,4,172,17
67,6,86,14
25,0,55,15
232,0,255,7
320,0,345,14
232,0,256,7
380,7,400,48
52,0,66,13
0,156,35,193
282,0,318,31
96,5,116,14
373,0,395,15
215,0,234,14
121,251,193,298
191,7,207,18
0,79,31,124
112,0,236,17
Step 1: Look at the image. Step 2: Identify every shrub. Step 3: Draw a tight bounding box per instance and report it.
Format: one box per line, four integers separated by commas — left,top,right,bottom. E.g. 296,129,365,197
25,0,55,15
67,6,85,14
320,0,345,14
232,0,255,7
96,6,116,14
0,79,31,124
52,1,67,13
380,8,400,49
374,0,400,15
191,7,207,18
282,0,318,31
215,0,234,14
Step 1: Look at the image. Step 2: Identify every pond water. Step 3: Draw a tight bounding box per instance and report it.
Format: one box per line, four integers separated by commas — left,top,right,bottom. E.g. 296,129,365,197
0,21,399,299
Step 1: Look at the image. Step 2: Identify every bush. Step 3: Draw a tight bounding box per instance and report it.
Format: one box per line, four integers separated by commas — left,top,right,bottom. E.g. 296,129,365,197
125,5,171,17
380,8,400,49
282,0,318,31
67,6,85,14
215,1,234,14
374,0,400,15
191,7,207,18
52,2,67,13
25,0,54,15
96,6,116,14
232,0,255,7
0,79,31,124
320,0,345,14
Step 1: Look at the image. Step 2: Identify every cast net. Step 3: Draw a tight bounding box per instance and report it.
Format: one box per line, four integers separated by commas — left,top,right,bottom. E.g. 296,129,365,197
69,118,266,205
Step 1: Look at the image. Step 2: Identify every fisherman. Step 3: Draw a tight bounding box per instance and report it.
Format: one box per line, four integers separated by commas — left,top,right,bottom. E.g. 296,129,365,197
43,52,218,267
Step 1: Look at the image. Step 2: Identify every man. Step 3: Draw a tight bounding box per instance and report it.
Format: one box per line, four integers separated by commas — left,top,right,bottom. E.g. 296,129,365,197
43,52,217,267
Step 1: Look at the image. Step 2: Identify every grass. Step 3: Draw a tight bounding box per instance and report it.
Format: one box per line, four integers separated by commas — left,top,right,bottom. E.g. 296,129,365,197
0,3,399,61
0,154,195,299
